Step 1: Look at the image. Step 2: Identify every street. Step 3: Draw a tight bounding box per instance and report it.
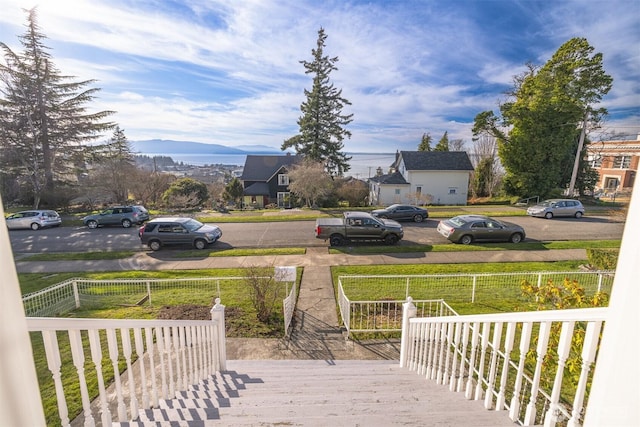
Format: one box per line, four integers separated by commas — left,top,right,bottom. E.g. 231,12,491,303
7,214,626,253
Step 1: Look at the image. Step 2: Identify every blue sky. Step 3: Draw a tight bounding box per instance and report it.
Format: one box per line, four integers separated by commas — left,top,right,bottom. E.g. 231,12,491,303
1,0,638,153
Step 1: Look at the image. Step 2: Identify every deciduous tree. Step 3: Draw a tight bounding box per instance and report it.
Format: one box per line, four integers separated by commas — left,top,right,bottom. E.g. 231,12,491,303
281,28,353,176
0,8,114,207
287,159,333,207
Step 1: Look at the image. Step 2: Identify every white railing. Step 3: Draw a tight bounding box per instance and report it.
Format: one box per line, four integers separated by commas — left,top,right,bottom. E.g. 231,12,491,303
27,300,226,427
338,271,614,304
400,299,607,427
338,281,457,336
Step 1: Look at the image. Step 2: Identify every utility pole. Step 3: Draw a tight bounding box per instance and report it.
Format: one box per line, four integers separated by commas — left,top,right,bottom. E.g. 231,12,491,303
567,112,588,196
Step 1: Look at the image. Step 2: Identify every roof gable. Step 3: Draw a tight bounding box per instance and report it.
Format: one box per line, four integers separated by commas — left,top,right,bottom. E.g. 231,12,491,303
395,151,474,171
240,154,301,181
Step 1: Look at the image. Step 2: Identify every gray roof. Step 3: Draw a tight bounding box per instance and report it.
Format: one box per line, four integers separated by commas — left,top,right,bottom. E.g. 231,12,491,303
395,151,474,171
368,171,409,185
243,182,270,196
240,154,301,181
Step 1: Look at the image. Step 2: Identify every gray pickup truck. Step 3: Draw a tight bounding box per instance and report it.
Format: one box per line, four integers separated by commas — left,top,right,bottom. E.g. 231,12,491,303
315,211,404,246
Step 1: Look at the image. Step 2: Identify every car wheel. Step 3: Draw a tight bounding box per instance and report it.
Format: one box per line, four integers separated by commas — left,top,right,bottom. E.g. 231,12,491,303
30,222,40,231
122,219,132,228
544,212,553,219
329,234,344,247
510,233,523,244
194,239,207,250
148,240,162,251
459,235,473,245
87,220,98,229
413,214,424,223
575,211,583,219
384,234,398,245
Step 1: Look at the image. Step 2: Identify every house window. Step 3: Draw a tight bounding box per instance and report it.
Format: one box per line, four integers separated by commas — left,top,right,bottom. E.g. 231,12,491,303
416,186,422,195
278,174,289,185
589,156,602,168
448,188,457,195
613,156,631,169
395,189,401,195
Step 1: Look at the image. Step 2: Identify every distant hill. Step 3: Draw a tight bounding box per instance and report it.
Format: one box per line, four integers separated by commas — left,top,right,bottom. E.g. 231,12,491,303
131,139,286,155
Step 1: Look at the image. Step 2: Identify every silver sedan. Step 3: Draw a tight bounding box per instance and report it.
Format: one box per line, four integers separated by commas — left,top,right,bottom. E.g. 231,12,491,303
437,214,526,245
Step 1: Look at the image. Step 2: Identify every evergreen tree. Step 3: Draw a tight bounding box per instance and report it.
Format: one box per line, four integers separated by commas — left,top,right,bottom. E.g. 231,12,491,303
473,38,612,198
0,8,114,207
281,28,353,176
222,177,244,207
87,126,137,203
418,133,432,151
434,131,449,151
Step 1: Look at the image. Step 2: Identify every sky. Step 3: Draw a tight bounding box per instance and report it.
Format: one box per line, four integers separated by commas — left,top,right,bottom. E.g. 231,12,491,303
0,0,639,153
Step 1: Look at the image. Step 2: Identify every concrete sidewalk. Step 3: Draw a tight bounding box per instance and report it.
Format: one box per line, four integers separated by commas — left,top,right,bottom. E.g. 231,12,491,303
15,247,589,360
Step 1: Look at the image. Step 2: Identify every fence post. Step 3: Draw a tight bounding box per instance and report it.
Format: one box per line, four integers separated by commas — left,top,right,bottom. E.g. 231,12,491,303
210,298,226,371
406,277,410,299
73,281,80,309
597,273,603,294
146,281,151,305
399,297,417,368
471,276,477,303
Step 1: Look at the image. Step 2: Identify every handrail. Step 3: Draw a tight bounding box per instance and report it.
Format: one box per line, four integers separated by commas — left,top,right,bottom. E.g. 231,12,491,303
400,303,607,426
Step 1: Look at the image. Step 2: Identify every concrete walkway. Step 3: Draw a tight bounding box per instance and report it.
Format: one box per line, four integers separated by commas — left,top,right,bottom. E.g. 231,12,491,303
16,247,589,360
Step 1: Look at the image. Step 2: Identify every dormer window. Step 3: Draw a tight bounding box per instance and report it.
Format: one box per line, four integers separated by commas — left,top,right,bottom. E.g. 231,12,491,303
278,174,289,185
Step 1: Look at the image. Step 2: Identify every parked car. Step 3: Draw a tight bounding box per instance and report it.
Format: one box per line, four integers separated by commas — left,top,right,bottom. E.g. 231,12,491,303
436,214,525,245
526,199,585,219
5,210,62,230
371,204,429,222
82,205,149,229
138,217,222,251
315,211,403,246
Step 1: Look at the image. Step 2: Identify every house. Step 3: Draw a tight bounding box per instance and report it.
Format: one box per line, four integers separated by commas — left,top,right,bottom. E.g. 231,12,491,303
240,154,301,208
368,151,474,206
587,135,639,194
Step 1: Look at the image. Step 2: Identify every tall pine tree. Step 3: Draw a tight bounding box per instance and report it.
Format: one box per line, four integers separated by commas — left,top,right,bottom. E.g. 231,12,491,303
0,8,114,207
281,28,353,176
434,131,449,151
418,133,432,151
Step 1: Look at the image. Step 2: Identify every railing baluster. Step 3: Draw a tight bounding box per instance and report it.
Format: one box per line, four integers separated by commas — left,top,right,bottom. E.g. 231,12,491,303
67,330,94,427
496,322,516,411
178,326,189,389
42,330,71,427
436,322,448,383
524,321,551,426
475,322,490,401
457,322,470,393
443,321,455,388
106,328,127,421
163,326,175,397
134,328,150,410
484,322,503,409
510,322,532,422
88,329,112,426
448,322,461,389
120,328,139,420
465,321,480,400
544,321,576,426
567,321,602,427
171,326,182,393
145,326,159,407
155,326,169,399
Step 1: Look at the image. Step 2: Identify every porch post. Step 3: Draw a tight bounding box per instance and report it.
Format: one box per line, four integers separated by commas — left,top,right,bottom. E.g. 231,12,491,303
211,298,227,371
399,297,417,368
0,200,46,425
584,178,640,425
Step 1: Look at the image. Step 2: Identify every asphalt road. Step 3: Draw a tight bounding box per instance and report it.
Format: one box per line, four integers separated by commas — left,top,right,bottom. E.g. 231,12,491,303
7,214,626,254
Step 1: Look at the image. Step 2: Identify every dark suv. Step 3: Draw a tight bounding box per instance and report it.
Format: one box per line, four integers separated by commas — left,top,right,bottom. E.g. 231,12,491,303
82,205,149,229
138,217,222,251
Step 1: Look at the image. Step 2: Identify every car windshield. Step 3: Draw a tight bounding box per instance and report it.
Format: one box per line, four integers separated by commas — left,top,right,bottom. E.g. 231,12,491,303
539,200,555,207
183,219,204,232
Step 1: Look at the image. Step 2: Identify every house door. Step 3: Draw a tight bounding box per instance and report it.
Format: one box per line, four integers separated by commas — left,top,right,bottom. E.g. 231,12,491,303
277,192,291,208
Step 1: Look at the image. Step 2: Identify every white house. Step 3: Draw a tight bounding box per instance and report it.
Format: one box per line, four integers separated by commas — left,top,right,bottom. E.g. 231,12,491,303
369,151,474,206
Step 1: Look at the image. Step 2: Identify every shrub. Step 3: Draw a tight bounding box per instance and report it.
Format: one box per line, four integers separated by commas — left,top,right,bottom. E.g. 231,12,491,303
586,248,619,270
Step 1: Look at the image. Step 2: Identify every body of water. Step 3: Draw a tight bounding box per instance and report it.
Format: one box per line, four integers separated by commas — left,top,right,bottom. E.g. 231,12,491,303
151,152,397,179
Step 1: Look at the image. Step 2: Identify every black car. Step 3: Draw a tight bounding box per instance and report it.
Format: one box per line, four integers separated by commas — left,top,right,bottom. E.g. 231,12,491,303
371,204,428,222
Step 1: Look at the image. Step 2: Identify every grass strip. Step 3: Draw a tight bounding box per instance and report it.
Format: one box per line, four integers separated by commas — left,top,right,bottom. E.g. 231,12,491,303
329,240,620,254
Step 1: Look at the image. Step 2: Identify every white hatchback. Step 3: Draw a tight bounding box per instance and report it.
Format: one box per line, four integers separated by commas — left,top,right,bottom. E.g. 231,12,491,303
5,210,62,230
